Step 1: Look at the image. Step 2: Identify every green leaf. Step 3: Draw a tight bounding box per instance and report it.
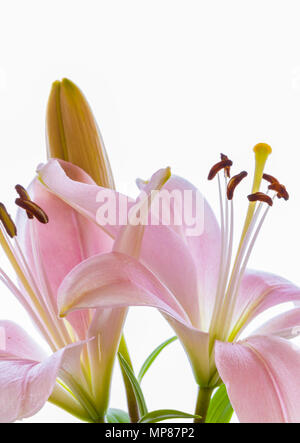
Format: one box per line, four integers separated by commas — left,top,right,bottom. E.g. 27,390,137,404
138,336,177,383
206,384,234,423
106,408,130,423
118,352,148,417
139,409,201,423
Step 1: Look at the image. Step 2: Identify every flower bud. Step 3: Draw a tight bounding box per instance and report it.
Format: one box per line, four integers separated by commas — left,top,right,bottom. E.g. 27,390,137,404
46,78,115,189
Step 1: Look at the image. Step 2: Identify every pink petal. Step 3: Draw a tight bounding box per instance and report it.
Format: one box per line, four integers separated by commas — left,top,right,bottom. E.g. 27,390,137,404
232,270,300,335
0,320,46,361
113,167,171,258
16,175,112,339
0,322,86,422
39,161,222,327
37,159,129,238
166,315,210,386
86,307,127,408
38,160,202,325
58,251,190,325
142,175,221,327
58,252,212,386
215,335,300,423
139,226,201,326
253,308,300,339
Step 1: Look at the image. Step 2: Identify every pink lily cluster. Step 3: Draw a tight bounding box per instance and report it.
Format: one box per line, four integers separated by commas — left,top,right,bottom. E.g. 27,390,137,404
0,79,300,423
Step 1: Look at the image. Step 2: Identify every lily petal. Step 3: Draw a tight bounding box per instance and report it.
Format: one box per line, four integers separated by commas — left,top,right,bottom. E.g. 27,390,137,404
231,270,300,337
166,315,210,386
139,225,201,327
58,252,212,386
38,160,204,327
253,308,300,339
0,320,46,361
37,159,129,238
0,321,86,422
146,175,221,327
16,176,112,339
58,251,190,325
215,335,300,423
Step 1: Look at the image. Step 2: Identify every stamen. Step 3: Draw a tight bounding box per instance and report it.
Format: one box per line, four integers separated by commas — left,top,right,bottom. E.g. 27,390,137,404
15,185,34,219
268,183,289,200
227,171,248,200
15,184,31,201
15,199,49,224
0,203,17,238
221,154,231,178
262,173,279,185
247,192,273,206
208,158,233,181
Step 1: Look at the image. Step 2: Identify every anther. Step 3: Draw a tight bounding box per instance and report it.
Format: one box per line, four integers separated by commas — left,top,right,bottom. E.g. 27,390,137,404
15,184,30,201
227,171,248,200
208,157,233,180
220,154,231,178
15,199,49,224
268,183,289,201
262,173,279,185
15,185,34,219
247,192,273,206
0,203,17,238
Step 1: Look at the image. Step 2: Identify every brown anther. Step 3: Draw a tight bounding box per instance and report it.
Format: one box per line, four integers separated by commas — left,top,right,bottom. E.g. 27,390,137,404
15,184,30,201
15,199,49,224
247,192,273,206
15,184,34,219
208,157,233,180
268,183,289,201
0,203,17,238
220,153,231,178
227,171,248,200
262,173,280,185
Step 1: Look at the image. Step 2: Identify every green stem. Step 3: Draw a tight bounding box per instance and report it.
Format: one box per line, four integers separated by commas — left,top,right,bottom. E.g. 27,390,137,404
118,334,140,422
194,387,213,423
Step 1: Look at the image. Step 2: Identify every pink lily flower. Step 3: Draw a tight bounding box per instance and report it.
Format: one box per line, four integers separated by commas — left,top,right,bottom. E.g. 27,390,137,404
0,159,170,422
38,144,300,423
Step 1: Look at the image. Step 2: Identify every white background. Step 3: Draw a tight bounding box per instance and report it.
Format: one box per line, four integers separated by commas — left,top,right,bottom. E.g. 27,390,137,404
0,0,300,423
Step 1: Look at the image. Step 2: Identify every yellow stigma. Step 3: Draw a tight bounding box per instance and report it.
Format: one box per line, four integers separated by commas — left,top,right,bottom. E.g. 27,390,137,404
239,143,272,246
253,142,272,155
252,143,272,194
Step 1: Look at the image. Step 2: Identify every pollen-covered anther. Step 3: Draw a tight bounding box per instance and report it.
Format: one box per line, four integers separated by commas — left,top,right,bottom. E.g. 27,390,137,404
0,203,17,238
227,171,248,200
15,184,31,201
15,184,34,219
15,199,49,224
208,157,233,181
220,153,232,178
262,173,279,185
268,183,289,201
247,192,273,206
